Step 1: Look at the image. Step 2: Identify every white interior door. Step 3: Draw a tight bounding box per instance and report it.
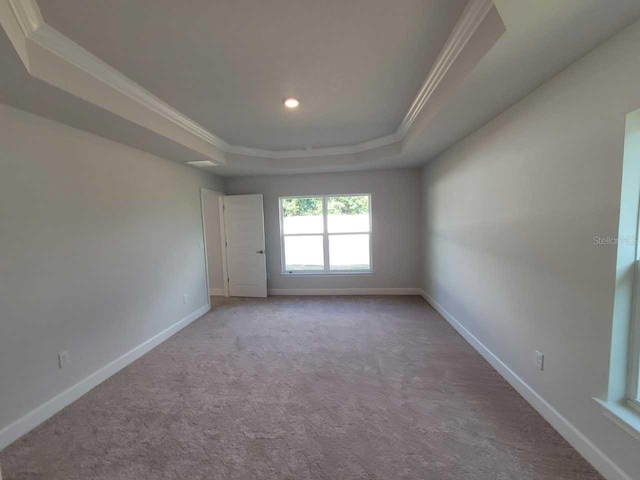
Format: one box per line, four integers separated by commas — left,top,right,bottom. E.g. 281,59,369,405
223,194,267,297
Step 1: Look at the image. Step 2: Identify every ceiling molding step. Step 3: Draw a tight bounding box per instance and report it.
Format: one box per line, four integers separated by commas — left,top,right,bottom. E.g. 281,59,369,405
398,0,495,137
0,0,494,167
29,24,229,151
6,0,41,37
0,0,34,67
227,132,402,159
2,0,227,165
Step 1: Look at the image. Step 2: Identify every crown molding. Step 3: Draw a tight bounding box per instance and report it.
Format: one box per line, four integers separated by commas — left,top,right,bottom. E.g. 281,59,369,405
227,131,403,159
1,0,495,165
7,0,42,37
30,24,229,150
399,0,495,137
3,0,228,165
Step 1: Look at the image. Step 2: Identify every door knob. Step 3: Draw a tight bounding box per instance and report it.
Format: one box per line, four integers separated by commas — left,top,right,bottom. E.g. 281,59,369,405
256,250,264,254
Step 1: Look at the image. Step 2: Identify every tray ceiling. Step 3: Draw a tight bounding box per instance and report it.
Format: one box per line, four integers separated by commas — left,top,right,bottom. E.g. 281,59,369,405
1,0,500,166
2,0,638,176
39,0,467,151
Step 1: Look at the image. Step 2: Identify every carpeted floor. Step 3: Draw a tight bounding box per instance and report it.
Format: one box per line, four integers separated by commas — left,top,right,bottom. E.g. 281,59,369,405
1,296,602,479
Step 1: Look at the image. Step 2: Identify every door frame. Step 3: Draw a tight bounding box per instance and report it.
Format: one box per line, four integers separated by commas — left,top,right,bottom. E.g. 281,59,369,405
200,188,229,303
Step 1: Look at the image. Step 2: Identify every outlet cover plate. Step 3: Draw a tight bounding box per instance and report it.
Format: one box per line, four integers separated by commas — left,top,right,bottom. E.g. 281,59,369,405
58,351,70,369
535,351,544,371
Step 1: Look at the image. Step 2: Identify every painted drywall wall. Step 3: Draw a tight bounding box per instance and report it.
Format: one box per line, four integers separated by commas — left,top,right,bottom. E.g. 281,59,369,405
0,104,224,444
226,169,422,292
421,19,640,480
202,189,225,295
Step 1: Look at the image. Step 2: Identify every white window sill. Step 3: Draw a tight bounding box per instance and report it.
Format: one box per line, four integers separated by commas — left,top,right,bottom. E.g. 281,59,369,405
593,397,640,441
281,271,374,277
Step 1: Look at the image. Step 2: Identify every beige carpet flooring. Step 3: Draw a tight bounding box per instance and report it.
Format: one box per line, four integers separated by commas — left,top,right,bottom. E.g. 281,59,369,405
1,296,602,479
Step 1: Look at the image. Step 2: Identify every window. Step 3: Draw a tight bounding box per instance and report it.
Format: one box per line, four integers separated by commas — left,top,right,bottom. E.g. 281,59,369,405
279,194,372,274
626,111,640,416
630,241,640,412
596,108,640,438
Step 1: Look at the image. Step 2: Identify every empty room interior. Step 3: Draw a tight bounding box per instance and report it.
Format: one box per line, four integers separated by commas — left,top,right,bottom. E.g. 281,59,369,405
2,0,640,478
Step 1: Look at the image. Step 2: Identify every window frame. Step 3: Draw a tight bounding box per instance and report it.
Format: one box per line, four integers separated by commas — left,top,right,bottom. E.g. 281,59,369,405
278,193,373,275
595,109,640,440
629,246,640,412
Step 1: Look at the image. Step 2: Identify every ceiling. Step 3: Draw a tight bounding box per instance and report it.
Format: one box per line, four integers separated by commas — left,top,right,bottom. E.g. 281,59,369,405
1,0,640,176
40,0,467,151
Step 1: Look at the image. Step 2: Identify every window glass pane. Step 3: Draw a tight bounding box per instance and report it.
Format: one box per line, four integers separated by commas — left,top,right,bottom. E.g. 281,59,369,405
327,195,370,233
329,234,370,270
281,197,324,234
284,235,324,271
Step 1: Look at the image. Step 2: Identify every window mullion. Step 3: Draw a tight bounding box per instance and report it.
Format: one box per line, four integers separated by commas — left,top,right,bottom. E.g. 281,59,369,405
322,196,329,271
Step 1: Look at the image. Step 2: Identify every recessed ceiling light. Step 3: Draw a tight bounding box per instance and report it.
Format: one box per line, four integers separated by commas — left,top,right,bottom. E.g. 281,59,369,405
283,97,300,109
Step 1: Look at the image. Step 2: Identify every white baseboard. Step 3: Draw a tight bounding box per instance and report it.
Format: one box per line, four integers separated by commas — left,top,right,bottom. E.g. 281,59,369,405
0,304,211,451
420,291,632,480
209,288,226,296
268,287,422,296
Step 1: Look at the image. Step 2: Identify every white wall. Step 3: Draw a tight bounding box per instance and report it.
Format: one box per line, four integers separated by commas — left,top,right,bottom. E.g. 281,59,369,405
421,19,640,480
0,104,224,446
202,189,225,295
226,169,422,293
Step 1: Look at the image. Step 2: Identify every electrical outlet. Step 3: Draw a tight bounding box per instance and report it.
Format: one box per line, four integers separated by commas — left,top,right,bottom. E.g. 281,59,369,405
58,351,70,369
535,351,544,371
183,293,188,304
